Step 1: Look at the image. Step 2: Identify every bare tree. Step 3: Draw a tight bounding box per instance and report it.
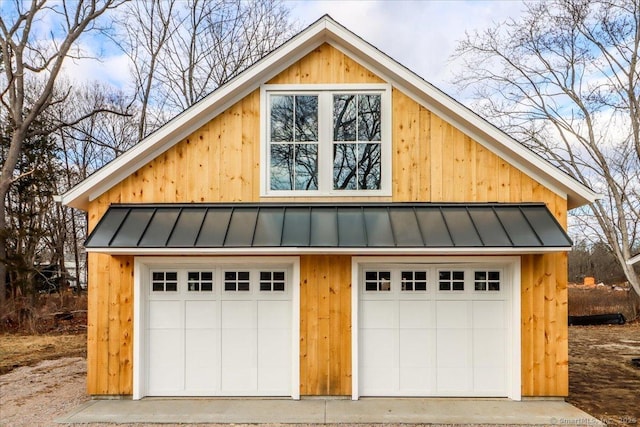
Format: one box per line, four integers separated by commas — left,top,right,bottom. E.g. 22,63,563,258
117,0,296,135
0,0,124,304
452,0,640,295
111,0,176,140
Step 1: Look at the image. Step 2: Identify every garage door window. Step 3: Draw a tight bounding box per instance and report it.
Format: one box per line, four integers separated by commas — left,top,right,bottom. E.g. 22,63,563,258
400,270,427,291
438,270,465,291
224,271,250,291
365,271,391,291
152,271,178,292
474,271,501,291
260,271,286,291
187,271,213,292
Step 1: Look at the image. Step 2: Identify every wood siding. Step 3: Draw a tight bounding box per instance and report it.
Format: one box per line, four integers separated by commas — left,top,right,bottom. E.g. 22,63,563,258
86,42,569,397
300,255,352,395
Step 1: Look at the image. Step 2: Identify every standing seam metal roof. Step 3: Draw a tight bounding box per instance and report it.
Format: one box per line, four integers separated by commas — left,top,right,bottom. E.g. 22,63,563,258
84,203,572,249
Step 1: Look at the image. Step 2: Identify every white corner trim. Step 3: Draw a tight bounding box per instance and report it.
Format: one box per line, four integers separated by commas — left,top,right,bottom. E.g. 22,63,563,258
351,257,360,400
132,257,144,400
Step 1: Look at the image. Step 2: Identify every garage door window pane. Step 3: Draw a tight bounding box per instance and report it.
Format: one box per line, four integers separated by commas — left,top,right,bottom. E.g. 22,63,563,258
260,271,286,292
401,270,427,291
475,270,500,291
365,271,391,291
188,271,214,292
152,271,178,292
225,271,250,291
439,270,464,291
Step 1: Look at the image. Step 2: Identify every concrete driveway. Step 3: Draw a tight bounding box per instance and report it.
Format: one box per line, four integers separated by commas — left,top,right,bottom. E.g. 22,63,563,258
57,397,603,426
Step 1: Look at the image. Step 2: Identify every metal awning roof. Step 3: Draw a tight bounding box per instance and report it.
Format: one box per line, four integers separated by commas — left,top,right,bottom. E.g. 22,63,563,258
85,203,571,253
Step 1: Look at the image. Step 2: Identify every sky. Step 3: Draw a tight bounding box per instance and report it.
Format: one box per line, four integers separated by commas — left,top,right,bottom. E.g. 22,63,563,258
60,0,527,99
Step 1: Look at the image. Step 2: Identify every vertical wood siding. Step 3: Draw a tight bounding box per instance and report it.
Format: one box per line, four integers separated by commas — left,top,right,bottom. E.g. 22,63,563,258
86,42,569,396
299,255,352,395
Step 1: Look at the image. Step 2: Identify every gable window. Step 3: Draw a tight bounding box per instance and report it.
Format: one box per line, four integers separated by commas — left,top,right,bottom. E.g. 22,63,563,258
262,84,391,196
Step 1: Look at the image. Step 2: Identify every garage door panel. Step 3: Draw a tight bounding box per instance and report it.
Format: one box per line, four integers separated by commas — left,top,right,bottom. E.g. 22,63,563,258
399,300,435,328
437,328,471,368
185,300,217,329
258,365,290,394
473,329,506,367
148,328,183,392
149,300,181,329
436,300,471,329
400,329,434,367
400,366,433,392
258,300,291,329
361,300,395,328
361,328,395,367
474,366,506,393
185,329,219,391
221,328,257,391
258,328,290,367
221,300,256,328
437,366,472,392
472,300,505,328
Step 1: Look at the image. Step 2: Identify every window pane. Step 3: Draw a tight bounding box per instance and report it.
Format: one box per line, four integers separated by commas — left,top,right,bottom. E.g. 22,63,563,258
333,143,357,189
453,271,464,281
166,282,178,292
238,272,250,281
439,271,451,281
439,282,451,291
201,282,213,291
260,272,271,281
295,144,318,190
274,282,285,291
475,282,487,291
271,144,294,190
489,282,500,291
166,272,178,281
489,271,500,281
225,272,236,281
225,282,236,291
358,143,381,189
415,282,427,291
452,282,464,291
333,95,356,141
188,272,199,281
238,282,250,291
415,271,427,281
274,272,285,281
271,95,293,142
153,272,164,281
295,96,318,142
260,282,271,291
475,271,486,281
152,282,164,292
358,94,381,141
202,272,212,281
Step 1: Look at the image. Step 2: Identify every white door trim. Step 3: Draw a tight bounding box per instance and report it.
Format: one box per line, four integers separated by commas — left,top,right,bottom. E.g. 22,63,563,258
351,255,521,401
133,256,300,400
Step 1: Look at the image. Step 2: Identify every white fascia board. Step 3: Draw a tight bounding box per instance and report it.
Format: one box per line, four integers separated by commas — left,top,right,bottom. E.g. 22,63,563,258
85,247,570,256
59,19,332,211
323,20,599,209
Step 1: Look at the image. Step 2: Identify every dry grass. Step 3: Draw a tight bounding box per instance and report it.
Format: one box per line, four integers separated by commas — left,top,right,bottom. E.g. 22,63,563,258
0,291,87,334
0,333,86,375
569,285,640,321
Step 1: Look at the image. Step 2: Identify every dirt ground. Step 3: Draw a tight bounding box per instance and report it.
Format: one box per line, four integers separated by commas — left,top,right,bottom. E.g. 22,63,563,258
1,324,639,427
567,322,640,426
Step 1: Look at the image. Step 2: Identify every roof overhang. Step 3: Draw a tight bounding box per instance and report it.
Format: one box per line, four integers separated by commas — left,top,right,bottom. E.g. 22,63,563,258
84,203,572,255
58,15,599,211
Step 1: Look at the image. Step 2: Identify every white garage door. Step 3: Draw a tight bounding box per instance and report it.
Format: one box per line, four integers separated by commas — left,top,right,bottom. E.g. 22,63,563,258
359,264,509,397
146,266,292,396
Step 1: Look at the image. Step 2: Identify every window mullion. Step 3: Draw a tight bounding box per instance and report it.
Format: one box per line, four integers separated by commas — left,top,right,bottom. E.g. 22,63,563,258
318,92,331,193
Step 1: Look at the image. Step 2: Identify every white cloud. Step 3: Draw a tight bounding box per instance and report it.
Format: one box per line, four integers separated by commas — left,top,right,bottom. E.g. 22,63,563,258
290,0,526,94
60,51,131,90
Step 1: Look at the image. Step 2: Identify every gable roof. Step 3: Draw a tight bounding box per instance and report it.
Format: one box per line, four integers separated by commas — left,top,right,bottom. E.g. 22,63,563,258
58,15,599,211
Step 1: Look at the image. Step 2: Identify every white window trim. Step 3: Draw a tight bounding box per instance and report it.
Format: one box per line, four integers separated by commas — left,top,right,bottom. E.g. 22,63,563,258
133,256,300,400
351,256,521,401
260,83,392,197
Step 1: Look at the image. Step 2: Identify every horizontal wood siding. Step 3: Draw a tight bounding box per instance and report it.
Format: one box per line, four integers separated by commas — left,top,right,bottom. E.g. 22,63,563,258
300,255,352,396
86,42,569,396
